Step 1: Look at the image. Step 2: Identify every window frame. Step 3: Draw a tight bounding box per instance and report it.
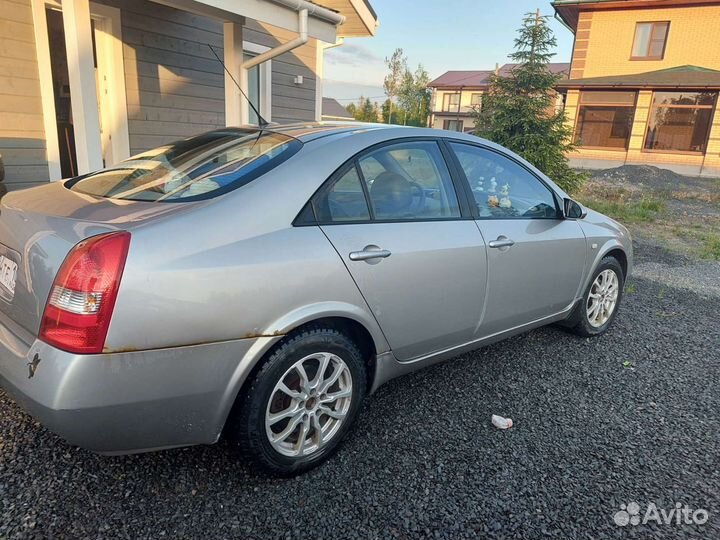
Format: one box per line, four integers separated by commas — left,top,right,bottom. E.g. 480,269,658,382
441,140,564,221
470,93,483,107
243,41,273,125
630,21,670,61
642,90,717,155
295,137,475,226
443,119,464,132
442,93,461,112
573,91,638,151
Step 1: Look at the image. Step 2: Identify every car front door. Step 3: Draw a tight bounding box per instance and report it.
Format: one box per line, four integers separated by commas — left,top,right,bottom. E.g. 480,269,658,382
313,139,487,361
447,142,587,337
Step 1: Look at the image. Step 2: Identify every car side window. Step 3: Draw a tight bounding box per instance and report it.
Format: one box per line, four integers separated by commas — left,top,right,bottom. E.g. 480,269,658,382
357,141,461,220
449,142,559,219
313,165,371,223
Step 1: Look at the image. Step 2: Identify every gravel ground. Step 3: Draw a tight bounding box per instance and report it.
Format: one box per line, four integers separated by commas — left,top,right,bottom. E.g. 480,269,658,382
1,242,719,539
632,236,720,298
583,165,720,261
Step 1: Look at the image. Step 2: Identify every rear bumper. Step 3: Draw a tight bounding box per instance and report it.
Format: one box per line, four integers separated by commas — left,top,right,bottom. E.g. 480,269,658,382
0,315,271,454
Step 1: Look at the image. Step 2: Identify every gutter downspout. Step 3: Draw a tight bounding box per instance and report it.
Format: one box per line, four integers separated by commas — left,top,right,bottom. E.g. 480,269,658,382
237,4,344,124
243,8,310,71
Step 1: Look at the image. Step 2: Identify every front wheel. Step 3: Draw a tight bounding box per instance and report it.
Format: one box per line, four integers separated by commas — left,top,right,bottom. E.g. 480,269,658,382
569,256,625,337
230,327,366,475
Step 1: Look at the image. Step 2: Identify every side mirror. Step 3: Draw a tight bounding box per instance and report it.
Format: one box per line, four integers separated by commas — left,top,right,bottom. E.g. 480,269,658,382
564,198,587,219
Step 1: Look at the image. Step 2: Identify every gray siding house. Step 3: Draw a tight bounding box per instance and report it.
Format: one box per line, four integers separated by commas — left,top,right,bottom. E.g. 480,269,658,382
0,0,377,191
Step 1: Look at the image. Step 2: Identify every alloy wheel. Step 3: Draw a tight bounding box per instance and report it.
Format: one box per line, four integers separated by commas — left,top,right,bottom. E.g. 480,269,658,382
586,269,620,328
265,352,353,457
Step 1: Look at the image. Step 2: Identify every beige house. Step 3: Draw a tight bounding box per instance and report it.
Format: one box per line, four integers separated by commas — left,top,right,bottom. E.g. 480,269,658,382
0,0,377,191
427,63,570,132
554,0,720,176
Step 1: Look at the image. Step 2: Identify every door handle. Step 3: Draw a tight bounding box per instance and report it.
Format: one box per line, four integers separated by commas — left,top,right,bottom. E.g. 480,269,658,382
349,247,392,261
488,237,515,249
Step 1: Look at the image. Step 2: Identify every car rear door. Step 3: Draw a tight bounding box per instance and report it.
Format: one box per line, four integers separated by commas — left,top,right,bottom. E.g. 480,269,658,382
446,141,587,336
312,139,487,362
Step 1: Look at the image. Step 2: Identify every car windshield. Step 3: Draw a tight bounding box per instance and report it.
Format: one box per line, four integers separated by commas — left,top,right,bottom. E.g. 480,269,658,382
66,129,301,202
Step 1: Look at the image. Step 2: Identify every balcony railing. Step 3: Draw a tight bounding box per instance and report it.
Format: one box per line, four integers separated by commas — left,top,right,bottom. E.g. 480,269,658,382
433,104,478,114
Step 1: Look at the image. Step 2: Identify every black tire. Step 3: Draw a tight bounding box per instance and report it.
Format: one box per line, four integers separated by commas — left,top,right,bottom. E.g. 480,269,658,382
568,256,625,337
230,327,366,475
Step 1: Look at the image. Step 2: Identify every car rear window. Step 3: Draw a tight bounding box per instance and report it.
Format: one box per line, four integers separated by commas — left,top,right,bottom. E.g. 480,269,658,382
66,129,302,202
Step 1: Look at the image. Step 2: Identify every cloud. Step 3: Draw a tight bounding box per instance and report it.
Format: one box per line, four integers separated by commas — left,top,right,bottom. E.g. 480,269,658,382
323,80,385,102
325,43,383,67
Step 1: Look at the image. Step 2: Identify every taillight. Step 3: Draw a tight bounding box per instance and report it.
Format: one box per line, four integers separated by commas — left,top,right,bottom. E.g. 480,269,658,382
39,232,130,354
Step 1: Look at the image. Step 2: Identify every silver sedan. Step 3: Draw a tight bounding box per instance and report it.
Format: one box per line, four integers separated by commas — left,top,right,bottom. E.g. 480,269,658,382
0,123,631,474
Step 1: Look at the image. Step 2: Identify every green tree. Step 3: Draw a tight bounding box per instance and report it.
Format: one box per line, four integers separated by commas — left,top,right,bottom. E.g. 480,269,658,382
353,96,379,122
398,64,432,127
384,48,406,124
345,102,357,118
381,99,392,124
473,11,586,194
383,49,432,127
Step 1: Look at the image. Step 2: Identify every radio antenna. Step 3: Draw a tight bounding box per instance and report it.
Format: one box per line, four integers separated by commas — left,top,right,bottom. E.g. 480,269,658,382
208,43,269,128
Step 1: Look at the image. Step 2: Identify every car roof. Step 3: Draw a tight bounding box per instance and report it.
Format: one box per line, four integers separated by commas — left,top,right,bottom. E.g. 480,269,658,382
266,121,396,142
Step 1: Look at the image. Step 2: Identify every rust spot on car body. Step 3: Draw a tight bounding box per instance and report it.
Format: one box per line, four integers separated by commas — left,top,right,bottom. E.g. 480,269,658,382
241,330,286,339
104,347,139,354
102,333,286,355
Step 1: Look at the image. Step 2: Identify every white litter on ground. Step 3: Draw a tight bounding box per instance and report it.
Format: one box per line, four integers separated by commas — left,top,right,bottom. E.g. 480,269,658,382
491,415,513,429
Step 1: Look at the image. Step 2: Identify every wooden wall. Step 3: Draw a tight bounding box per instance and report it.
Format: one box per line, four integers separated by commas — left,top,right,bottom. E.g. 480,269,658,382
0,0,321,189
0,0,49,190
100,0,319,154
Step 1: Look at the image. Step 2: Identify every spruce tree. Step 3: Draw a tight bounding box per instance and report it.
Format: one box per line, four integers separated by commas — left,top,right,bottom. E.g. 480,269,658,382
474,12,586,193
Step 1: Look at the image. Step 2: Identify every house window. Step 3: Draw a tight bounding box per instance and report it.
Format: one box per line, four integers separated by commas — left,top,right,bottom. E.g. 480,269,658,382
442,93,460,112
242,42,273,125
470,93,482,107
631,22,669,60
644,91,717,154
443,119,464,132
574,91,637,149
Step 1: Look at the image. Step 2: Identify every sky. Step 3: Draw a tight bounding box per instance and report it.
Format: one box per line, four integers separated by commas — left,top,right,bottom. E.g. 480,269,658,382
323,0,575,104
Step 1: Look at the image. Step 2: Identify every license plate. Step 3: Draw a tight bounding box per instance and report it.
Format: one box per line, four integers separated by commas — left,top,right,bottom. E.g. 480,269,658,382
0,255,17,298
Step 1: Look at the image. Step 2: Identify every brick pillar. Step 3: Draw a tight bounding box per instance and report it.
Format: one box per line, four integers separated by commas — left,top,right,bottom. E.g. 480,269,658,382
626,90,652,162
701,103,720,176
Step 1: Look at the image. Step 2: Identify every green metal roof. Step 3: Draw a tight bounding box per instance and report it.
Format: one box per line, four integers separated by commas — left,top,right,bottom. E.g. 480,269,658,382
558,65,720,89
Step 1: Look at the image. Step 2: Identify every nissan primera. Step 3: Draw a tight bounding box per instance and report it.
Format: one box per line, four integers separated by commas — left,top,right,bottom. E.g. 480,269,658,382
0,123,631,474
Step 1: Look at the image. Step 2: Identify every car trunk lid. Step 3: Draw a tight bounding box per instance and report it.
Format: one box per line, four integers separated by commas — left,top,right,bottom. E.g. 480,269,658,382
0,182,188,337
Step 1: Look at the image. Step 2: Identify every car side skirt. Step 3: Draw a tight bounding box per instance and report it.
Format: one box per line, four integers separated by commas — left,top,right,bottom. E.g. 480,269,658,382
369,302,578,394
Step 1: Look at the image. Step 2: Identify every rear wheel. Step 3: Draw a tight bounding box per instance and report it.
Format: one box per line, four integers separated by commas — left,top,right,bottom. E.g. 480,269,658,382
231,327,366,475
569,256,625,337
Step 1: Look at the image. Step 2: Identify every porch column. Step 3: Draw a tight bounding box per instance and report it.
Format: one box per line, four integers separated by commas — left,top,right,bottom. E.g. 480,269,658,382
315,42,324,122
223,20,247,126
62,0,103,173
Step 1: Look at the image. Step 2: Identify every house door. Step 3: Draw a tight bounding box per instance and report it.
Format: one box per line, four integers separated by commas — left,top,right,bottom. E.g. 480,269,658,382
91,14,120,166
45,6,77,178
42,1,128,178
